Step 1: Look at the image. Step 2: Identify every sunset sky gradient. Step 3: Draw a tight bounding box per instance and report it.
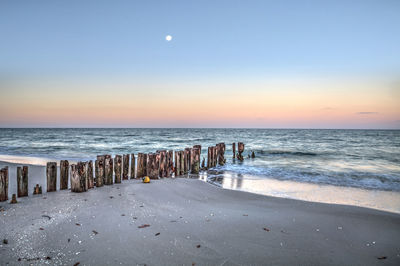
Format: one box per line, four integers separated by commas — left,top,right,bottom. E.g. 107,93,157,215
1,0,399,128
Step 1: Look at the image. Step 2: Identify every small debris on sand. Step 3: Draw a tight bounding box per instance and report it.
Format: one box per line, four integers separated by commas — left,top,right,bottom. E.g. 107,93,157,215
243,214,248,216
75,223,81,226
68,238,71,242
42,215,51,220
121,214,125,216
92,230,98,235
3,239,8,244
132,217,138,220
74,262,80,266
377,256,387,260
155,232,160,236
10,194,18,204
138,224,150,228
196,244,201,248
263,227,270,232
39,228,44,230
109,196,114,199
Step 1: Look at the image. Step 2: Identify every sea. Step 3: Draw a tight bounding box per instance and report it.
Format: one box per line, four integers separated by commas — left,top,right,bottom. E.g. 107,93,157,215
1,128,399,212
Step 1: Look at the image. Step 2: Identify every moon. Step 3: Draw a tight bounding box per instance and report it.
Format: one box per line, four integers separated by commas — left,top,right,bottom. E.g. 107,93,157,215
165,35,172,41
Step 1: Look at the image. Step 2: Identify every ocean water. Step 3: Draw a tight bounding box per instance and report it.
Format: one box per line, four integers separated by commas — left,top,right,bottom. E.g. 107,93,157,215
0,128,399,192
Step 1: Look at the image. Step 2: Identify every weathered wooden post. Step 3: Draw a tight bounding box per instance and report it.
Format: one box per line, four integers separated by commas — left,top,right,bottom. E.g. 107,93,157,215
104,155,114,185
213,146,218,166
201,157,205,169
184,148,191,174
70,163,87,192
190,148,200,174
232,143,236,159
17,166,28,197
96,155,105,186
130,153,136,179
95,157,104,187
190,148,195,173
0,167,9,202
60,160,69,190
217,143,226,165
83,162,89,190
207,147,212,168
167,150,173,177
210,146,214,167
155,151,161,175
216,144,220,165
46,162,57,192
238,142,244,153
237,142,245,161
146,153,159,179
33,184,42,195
175,151,180,176
114,155,122,183
193,145,201,155
159,150,167,177
94,160,99,186
87,160,94,189
179,151,184,175
123,154,129,180
137,153,147,178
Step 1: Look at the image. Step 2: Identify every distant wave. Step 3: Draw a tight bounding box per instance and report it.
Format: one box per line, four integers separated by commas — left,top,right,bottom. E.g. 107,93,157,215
256,150,318,156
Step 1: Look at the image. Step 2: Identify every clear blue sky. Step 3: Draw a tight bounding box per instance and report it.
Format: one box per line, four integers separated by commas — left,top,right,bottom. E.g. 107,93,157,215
0,0,399,128
1,0,399,78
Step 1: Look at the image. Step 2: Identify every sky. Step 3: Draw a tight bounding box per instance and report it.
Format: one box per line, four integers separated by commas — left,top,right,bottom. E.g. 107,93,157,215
0,0,399,128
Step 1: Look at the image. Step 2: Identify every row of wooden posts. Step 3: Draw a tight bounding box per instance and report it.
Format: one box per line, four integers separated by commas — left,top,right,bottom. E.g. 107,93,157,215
0,142,245,201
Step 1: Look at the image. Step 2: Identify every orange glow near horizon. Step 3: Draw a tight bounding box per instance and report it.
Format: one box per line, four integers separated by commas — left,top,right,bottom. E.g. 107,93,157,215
1,76,399,128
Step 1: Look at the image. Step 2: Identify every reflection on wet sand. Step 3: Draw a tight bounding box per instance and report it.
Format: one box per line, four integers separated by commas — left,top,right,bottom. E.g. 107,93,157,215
201,170,400,214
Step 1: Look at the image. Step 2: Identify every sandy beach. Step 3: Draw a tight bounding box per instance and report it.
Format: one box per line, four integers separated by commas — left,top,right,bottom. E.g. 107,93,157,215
0,162,399,265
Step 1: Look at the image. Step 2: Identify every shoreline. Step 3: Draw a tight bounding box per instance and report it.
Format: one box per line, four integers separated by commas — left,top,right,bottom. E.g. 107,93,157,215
203,172,400,214
1,177,399,265
1,159,400,215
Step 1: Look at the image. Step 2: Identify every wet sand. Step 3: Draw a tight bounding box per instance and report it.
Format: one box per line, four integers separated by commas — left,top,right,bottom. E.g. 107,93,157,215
1,163,400,265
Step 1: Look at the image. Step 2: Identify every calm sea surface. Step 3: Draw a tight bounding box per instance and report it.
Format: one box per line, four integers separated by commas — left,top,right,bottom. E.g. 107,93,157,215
0,128,399,192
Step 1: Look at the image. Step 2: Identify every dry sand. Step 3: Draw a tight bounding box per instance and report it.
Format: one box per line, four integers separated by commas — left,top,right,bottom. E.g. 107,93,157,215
0,162,400,265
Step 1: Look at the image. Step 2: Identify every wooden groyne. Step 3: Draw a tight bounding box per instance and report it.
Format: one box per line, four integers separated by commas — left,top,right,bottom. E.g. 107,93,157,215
0,167,9,202
114,155,122,184
60,160,69,190
123,154,129,180
105,155,113,185
0,142,251,202
17,166,28,197
46,162,57,192
130,153,135,179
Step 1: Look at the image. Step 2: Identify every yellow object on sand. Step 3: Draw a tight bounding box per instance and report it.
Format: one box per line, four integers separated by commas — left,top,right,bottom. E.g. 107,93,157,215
142,176,150,183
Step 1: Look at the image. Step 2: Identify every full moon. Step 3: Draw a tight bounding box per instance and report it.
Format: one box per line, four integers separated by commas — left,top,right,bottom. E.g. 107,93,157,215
166,35,172,41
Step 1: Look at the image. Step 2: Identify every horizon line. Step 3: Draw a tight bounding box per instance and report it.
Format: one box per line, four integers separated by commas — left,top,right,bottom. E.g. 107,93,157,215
0,127,399,130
